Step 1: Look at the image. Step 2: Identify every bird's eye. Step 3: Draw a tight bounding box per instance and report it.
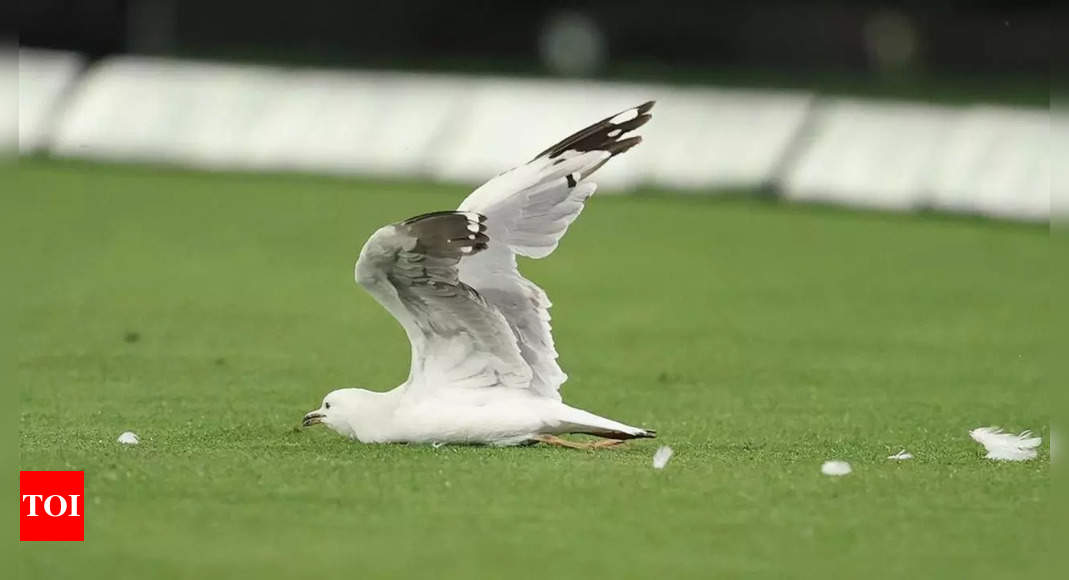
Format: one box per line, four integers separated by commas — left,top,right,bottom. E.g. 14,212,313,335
325,402,331,410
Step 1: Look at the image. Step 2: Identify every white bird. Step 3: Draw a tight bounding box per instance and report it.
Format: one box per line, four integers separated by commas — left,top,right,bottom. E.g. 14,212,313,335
302,102,657,448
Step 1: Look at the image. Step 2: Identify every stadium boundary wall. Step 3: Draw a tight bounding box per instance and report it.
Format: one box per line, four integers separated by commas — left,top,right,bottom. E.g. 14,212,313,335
13,49,1052,222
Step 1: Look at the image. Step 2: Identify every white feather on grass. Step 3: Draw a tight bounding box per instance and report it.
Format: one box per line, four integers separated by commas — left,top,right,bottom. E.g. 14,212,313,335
887,450,913,460
969,426,1041,461
821,460,852,476
652,445,674,469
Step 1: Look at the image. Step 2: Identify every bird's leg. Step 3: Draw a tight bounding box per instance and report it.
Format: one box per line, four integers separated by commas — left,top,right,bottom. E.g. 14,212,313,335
533,435,626,449
533,434,586,448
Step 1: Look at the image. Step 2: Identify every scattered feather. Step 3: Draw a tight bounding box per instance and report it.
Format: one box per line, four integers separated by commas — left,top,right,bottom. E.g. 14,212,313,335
117,431,139,445
969,426,1040,461
652,445,674,469
887,450,913,460
821,460,852,476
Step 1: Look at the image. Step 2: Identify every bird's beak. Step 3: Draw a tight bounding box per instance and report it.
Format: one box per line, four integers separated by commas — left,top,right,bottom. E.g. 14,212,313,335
302,412,325,428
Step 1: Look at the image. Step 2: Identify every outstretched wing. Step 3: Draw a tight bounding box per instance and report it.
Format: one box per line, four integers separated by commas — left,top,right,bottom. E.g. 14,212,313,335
355,211,532,392
457,101,654,399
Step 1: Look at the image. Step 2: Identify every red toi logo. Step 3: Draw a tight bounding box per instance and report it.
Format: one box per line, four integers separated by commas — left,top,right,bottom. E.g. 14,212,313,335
20,471,84,542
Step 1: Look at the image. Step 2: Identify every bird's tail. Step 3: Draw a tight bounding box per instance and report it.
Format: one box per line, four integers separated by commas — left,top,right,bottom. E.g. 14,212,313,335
556,405,656,440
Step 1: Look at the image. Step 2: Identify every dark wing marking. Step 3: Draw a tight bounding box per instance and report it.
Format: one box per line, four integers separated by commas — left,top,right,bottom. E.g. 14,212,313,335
356,211,532,391
456,101,655,397
534,100,655,160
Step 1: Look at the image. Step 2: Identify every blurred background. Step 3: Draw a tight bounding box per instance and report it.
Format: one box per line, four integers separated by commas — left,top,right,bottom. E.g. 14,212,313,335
12,0,1054,218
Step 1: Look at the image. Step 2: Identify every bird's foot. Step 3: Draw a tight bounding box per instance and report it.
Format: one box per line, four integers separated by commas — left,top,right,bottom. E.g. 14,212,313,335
533,435,625,450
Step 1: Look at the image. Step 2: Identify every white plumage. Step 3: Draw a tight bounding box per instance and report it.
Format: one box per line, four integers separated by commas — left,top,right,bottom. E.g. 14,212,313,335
969,427,1041,461
821,460,852,476
652,446,674,469
302,102,657,448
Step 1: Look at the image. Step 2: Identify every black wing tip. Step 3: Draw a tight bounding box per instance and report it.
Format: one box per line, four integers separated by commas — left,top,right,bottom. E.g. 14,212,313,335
537,100,656,160
608,135,643,156
622,428,657,440
580,427,657,440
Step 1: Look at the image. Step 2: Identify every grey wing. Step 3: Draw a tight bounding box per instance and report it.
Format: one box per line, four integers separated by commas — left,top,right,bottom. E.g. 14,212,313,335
458,101,654,399
354,211,532,392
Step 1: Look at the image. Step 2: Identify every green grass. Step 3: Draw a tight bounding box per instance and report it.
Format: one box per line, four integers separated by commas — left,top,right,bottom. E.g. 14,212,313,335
13,159,1049,579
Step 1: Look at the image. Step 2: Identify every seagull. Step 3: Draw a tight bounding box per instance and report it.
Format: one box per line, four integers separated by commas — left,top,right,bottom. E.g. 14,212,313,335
302,101,657,448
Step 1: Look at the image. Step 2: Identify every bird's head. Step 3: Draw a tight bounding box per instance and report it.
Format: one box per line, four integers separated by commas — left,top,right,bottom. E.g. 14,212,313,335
302,388,371,438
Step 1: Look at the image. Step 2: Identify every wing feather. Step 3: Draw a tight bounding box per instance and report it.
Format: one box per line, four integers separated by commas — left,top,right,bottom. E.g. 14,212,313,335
355,211,532,392
457,101,654,397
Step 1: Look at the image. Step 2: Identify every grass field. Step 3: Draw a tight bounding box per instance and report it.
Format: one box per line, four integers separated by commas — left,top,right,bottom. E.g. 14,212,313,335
14,159,1049,579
